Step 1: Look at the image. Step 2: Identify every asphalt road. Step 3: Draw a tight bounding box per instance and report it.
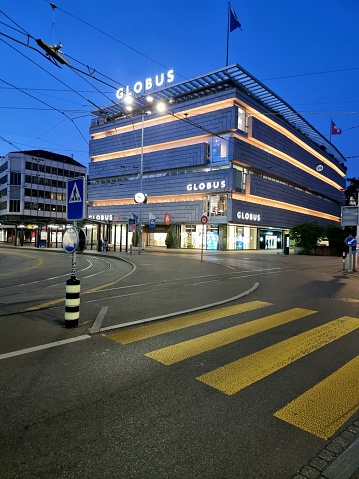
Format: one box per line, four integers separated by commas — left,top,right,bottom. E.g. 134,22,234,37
0,245,358,479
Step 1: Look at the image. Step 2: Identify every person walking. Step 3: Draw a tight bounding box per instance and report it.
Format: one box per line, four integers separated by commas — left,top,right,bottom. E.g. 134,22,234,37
103,237,108,252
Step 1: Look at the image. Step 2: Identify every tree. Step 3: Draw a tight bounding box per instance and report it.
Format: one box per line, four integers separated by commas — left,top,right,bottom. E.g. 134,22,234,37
345,177,359,205
289,222,324,255
165,229,174,248
132,226,139,247
324,224,347,248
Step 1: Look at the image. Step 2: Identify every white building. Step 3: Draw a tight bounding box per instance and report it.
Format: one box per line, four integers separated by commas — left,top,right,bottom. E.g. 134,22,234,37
0,150,86,246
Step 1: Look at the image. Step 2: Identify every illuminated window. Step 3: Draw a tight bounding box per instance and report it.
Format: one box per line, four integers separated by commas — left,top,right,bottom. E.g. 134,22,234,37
210,194,227,216
211,135,229,163
237,107,247,132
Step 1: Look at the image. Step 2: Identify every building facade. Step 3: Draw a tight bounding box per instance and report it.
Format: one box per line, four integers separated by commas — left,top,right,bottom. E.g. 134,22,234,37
87,65,346,251
0,150,87,246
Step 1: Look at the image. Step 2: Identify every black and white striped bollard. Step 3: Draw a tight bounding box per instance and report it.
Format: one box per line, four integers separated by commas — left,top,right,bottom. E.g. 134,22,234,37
65,275,81,328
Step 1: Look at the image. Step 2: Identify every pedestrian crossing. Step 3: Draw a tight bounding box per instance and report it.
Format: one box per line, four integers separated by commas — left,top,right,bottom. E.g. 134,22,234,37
107,301,359,440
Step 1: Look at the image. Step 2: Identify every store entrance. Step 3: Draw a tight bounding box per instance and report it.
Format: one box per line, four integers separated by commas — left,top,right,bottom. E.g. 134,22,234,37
259,229,283,250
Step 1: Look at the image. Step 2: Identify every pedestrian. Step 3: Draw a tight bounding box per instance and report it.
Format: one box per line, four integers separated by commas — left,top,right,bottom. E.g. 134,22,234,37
103,237,108,252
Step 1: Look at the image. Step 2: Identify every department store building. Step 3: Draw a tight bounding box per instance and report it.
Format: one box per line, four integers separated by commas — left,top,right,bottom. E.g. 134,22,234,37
87,64,346,251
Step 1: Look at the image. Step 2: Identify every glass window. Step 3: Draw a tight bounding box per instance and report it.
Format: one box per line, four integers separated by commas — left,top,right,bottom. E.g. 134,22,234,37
9,200,20,212
210,135,229,163
10,172,21,185
237,106,247,132
209,194,227,216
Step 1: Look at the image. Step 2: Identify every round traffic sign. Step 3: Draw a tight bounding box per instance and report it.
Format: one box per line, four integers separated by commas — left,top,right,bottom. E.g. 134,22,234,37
201,215,208,224
62,227,79,254
345,236,357,247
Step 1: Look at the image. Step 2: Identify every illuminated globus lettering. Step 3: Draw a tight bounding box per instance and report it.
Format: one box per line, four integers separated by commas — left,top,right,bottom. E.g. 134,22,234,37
116,70,175,100
237,211,261,222
187,180,226,191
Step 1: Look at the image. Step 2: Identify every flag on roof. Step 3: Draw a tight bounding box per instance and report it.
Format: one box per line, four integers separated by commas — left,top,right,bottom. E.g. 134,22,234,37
331,120,342,135
229,5,241,32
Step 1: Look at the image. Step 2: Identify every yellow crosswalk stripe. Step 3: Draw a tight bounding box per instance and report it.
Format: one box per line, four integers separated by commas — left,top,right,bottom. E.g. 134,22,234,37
274,354,359,440
145,308,316,365
108,301,272,344
197,316,359,396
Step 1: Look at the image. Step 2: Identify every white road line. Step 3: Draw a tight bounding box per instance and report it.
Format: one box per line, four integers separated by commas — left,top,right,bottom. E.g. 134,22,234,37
100,282,260,332
0,335,91,361
89,307,109,334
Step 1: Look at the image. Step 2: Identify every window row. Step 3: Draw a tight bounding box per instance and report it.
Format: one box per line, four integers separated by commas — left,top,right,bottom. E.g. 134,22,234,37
25,175,67,189
24,202,66,213
25,161,82,178
24,188,65,200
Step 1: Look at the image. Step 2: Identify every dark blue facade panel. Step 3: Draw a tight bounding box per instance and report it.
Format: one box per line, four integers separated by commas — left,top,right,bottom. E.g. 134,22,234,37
88,169,231,201
231,200,340,229
250,175,341,217
250,118,346,185
89,107,235,157
89,89,238,136
88,144,208,180
88,200,204,225
234,140,345,204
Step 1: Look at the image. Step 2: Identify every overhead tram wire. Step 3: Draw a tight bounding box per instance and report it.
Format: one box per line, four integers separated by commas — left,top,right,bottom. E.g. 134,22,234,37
0,76,89,148
0,35,106,156
2,8,353,166
0,12,135,123
42,0,189,82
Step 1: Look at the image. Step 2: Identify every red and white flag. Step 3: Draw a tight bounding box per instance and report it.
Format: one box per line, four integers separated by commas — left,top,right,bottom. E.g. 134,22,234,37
331,120,342,135
164,212,171,225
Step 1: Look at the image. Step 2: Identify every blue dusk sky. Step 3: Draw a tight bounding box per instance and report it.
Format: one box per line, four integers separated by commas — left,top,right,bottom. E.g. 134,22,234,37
1,0,359,179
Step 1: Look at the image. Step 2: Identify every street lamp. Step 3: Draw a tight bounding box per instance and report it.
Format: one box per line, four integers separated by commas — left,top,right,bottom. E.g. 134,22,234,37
125,94,166,254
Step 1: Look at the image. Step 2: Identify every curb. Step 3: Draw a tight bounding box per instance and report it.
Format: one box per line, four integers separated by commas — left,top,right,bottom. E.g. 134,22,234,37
292,420,359,479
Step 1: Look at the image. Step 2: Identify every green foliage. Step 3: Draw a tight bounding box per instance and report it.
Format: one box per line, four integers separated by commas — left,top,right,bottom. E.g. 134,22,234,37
165,228,174,248
324,224,347,247
289,222,324,255
345,177,359,205
290,222,346,254
132,226,139,246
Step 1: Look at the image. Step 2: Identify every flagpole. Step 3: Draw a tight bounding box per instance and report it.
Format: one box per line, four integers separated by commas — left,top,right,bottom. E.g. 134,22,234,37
330,119,332,143
226,2,230,66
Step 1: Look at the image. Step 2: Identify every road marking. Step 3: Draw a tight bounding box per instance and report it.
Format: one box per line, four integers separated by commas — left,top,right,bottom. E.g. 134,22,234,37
274,354,359,439
0,335,91,361
90,306,108,334
0,257,44,276
25,297,65,311
146,308,316,365
197,316,359,395
108,300,271,344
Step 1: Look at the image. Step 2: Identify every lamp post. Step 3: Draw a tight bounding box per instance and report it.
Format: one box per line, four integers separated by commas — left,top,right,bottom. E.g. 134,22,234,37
125,95,166,254
138,112,145,255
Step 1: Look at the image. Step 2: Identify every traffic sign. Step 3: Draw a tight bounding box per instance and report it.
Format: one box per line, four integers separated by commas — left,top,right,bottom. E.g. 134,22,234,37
149,218,156,228
201,215,208,224
62,227,79,254
341,206,359,226
66,177,86,221
345,236,357,247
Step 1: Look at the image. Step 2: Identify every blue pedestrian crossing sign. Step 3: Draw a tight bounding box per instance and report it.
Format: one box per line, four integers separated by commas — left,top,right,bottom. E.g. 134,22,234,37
149,218,156,228
67,177,86,221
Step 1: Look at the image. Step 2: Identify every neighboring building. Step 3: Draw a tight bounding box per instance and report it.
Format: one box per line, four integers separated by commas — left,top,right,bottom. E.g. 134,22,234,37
0,150,86,246
87,64,346,250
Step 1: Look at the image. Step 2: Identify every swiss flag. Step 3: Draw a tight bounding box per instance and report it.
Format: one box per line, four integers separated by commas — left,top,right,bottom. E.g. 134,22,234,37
164,212,171,225
331,120,342,135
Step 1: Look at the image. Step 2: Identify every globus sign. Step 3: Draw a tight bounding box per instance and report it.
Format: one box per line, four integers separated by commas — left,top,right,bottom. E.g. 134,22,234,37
116,70,175,100
187,180,226,192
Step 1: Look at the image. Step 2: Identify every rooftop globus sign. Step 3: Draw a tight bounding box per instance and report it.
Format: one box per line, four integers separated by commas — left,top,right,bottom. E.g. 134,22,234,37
116,69,175,100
